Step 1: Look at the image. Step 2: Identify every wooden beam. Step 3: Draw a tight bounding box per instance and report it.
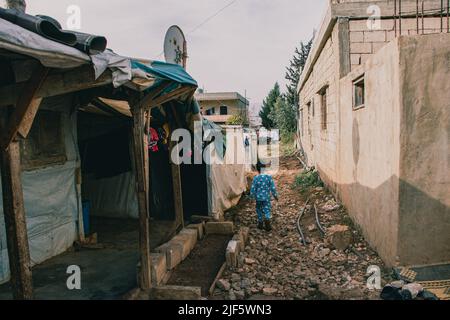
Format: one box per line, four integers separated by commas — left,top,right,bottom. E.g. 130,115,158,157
0,65,112,107
130,99,152,290
0,114,33,299
147,85,195,109
140,81,172,109
1,64,48,149
168,107,185,231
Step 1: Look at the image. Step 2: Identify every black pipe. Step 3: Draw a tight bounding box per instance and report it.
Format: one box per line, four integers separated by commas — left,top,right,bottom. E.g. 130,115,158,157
296,198,310,246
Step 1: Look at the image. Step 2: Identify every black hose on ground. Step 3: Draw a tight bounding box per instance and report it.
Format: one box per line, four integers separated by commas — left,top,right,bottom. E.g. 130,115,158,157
314,203,326,236
296,197,310,246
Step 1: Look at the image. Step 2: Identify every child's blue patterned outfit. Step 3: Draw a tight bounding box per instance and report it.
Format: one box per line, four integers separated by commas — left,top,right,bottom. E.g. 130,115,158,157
250,174,278,222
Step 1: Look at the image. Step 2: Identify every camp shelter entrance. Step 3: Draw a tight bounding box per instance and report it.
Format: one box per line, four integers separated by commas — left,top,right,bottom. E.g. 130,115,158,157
78,100,180,249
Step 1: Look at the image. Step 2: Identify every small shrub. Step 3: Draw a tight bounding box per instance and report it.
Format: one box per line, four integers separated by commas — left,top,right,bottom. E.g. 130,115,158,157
294,170,324,192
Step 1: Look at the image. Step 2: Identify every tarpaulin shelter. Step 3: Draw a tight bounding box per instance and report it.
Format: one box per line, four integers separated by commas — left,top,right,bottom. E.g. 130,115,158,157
0,8,247,300
0,10,201,299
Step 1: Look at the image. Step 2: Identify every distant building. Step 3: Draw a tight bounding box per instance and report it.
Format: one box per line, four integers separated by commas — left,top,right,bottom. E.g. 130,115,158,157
195,91,249,125
298,0,450,267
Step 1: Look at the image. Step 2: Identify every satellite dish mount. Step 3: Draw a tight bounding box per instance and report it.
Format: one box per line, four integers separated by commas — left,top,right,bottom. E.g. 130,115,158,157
164,25,188,69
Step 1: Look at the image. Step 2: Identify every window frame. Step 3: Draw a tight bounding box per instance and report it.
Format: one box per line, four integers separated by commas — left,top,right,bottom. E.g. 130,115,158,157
353,74,366,110
318,85,329,131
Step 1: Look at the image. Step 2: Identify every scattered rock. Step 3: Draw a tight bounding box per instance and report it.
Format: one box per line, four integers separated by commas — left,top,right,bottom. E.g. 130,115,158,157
326,225,353,250
244,258,256,265
216,279,231,291
262,288,278,296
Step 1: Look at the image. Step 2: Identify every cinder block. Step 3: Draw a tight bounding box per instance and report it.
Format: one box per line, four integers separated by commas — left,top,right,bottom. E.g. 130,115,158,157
150,253,167,286
155,242,183,270
178,228,198,250
350,54,361,65
240,227,250,245
205,222,234,235
170,237,191,261
187,223,205,240
350,42,372,54
226,240,240,268
349,31,363,42
232,233,244,251
372,42,387,53
363,30,386,42
151,286,202,300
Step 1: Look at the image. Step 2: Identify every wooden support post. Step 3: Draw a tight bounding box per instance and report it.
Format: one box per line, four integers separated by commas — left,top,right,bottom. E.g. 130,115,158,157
131,100,152,290
169,107,185,231
1,64,48,149
0,126,33,299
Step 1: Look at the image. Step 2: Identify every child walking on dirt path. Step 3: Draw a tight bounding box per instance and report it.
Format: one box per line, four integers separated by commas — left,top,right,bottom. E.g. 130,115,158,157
250,162,279,231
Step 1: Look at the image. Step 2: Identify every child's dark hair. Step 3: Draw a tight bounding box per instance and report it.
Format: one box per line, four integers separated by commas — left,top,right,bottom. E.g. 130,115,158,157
256,161,264,173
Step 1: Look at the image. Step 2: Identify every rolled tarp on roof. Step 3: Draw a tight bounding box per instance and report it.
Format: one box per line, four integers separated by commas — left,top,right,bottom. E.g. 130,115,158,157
0,17,90,68
0,8,107,55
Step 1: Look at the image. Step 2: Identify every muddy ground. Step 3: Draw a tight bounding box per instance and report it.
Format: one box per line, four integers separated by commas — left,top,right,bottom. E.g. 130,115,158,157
211,156,391,300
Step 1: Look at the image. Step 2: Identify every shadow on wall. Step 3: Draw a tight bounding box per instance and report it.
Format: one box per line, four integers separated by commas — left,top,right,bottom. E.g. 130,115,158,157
316,167,450,267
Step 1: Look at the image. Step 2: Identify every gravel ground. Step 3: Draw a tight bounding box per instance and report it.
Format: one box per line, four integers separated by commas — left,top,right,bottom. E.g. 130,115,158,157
211,156,391,300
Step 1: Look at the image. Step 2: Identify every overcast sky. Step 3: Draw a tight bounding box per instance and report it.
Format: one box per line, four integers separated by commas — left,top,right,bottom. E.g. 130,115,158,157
19,0,326,109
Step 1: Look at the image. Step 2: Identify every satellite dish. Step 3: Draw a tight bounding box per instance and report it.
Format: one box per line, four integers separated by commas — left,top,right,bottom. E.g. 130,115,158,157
164,25,187,68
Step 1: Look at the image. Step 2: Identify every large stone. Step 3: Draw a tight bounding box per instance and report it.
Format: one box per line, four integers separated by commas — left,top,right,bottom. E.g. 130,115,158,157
155,242,183,270
187,223,205,240
151,286,202,300
205,222,234,235
216,279,231,291
226,240,240,268
326,225,353,251
150,253,167,286
178,228,198,251
240,227,250,245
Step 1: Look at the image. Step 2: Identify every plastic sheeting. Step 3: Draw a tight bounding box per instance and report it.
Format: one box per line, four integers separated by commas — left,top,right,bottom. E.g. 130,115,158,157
83,171,138,219
0,18,89,69
0,95,79,284
206,127,247,220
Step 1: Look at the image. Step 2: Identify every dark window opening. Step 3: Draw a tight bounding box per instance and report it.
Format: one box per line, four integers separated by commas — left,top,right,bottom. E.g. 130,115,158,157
353,76,365,109
319,86,328,131
220,105,228,115
20,110,67,170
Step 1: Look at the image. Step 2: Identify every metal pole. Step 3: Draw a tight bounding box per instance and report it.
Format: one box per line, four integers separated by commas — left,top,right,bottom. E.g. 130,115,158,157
399,0,402,36
416,0,419,34
447,0,449,33
394,0,397,37
422,1,425,34
441,0,444,33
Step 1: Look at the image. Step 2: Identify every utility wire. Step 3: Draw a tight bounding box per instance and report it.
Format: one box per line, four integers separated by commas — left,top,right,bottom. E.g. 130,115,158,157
154,0,238,59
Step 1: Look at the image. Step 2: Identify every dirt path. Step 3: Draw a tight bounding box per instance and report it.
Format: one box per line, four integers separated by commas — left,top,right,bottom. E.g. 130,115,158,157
211,156,389,300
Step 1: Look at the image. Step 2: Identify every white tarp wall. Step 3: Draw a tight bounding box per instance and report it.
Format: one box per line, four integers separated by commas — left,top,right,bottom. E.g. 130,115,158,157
77,114,138,220
83,171,138,219
207,127,247,220
0,95,79,284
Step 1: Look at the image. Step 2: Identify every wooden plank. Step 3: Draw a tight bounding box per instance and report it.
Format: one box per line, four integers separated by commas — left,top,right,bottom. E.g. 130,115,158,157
0,65,112,107
147,85,195,108
0,131,33,299
140,81,172,109
130,101,152,290
168,107,185,231
1,64,49,148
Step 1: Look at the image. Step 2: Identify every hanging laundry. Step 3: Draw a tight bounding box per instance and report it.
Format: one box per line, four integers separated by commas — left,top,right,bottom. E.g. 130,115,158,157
149,128,159,152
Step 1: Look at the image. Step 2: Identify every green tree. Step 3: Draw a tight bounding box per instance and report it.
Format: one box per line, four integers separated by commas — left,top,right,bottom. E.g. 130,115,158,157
269,96,297,138
259,83,281,129
285,39,313,112
227,112,249,126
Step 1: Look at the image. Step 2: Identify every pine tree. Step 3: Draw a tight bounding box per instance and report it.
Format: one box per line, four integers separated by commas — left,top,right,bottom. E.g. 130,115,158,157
259,83,281,129
285,39,313,110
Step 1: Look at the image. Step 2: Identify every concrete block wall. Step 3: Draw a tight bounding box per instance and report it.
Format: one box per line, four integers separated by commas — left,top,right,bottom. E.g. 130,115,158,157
349,17,443,71
299,24,340,185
